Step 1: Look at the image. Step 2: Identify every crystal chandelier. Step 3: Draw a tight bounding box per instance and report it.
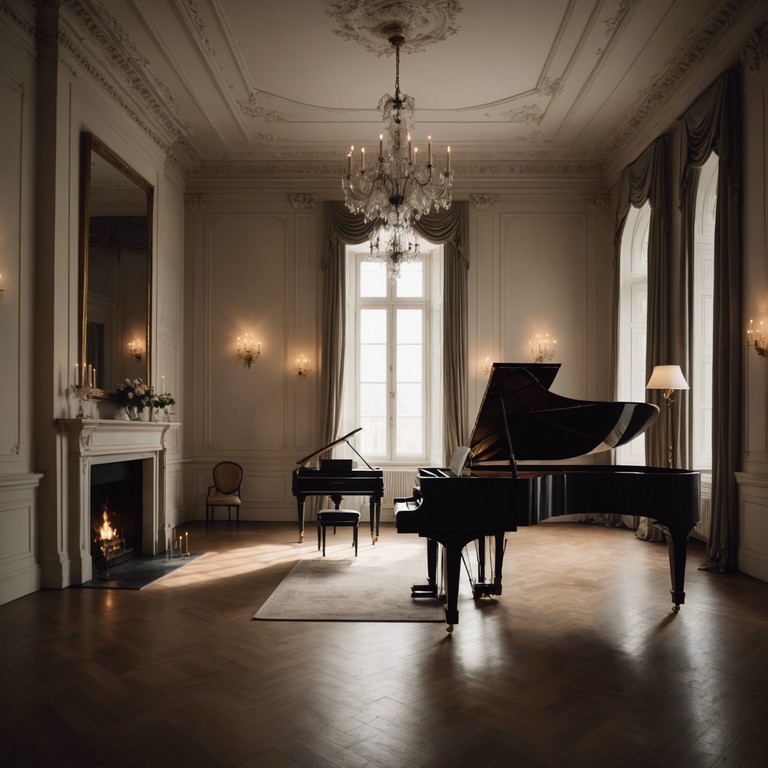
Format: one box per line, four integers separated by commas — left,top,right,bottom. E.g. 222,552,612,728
342,31,453,275
368,221,421,279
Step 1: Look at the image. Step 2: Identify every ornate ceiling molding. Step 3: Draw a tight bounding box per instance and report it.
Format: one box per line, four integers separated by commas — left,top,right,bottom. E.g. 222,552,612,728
328,0,462,56
596,0,747,162
63,0,190,150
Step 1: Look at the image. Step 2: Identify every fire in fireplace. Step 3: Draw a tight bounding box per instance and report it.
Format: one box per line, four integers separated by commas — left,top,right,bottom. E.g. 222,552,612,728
93,500,133,567
90,460,143,569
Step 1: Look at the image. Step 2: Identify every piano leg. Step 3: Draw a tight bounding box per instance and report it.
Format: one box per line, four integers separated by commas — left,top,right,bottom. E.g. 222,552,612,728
472,533,507,598
296,497,305,543
368,496,381,544
656,523,693,612
411,538,439,598
443,545,463,632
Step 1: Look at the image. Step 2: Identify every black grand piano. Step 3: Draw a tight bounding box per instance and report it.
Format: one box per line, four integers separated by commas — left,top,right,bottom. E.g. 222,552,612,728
394,363,700,631
292,428,384,543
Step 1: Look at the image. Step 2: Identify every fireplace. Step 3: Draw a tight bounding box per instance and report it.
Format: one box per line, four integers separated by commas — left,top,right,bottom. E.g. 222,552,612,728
90,460,143,567
58,419,178,585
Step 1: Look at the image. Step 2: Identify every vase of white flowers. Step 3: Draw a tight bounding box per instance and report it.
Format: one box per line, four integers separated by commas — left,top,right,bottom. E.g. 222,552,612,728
114,378,155,420
152,391,176,423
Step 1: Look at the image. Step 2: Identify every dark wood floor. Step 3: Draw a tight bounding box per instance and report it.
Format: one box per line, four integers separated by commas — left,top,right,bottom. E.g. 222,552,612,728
1,521,767,768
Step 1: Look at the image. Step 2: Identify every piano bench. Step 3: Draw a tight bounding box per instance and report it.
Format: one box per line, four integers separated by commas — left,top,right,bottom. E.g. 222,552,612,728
317,509,360,557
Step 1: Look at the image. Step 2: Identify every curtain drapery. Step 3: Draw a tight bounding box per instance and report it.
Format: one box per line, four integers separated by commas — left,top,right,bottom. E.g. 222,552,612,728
320,201,469,465
678,69,742,571
320,203,376,451
413,202,470,463
89,216,148,253
612,136,690,538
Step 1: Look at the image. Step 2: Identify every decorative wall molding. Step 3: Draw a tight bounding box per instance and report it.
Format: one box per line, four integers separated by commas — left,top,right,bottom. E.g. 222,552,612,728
185,193,206,212
187,157,605,179
471,194,498,211
288,193,317,209
587,194,611,210
741,24,767,72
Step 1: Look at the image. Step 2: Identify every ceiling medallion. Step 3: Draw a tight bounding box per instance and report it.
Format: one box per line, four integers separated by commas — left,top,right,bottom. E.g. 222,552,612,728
328,0,462,56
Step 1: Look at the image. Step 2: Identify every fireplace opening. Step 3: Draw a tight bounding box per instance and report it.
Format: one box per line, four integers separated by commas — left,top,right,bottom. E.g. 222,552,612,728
90,461,143,568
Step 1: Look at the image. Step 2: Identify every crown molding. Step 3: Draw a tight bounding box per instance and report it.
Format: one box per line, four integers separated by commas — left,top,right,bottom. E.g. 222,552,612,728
62,0,190,153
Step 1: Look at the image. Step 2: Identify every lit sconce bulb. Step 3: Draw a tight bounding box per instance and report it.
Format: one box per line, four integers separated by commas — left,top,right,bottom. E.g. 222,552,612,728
296,354,309,376
747,318,767,358
530,333,557,363
237,332,261,368
127,339,143,361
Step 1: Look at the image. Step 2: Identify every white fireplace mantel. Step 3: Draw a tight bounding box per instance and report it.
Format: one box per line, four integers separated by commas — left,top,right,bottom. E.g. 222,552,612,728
58,419,179,585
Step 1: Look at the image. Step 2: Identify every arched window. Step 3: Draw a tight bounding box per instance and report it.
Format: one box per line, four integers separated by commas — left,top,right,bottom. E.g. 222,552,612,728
616,201,651,465
692,153,717,472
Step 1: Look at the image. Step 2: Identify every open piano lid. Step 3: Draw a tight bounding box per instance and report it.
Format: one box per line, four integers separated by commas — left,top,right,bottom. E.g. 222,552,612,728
469,363,659,464
295,427,364,467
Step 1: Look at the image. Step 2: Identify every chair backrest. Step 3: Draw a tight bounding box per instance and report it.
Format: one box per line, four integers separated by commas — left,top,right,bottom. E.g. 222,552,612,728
212,461,243,494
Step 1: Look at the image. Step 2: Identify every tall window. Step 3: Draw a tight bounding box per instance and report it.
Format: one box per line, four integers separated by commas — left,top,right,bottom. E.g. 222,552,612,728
616,157,715,472
341,244,443,465
617,202,650,465
692,153,717,472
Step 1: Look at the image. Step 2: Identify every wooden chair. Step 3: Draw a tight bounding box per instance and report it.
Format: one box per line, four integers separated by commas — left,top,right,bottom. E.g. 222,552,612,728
206,461,243,528
317,509,360,556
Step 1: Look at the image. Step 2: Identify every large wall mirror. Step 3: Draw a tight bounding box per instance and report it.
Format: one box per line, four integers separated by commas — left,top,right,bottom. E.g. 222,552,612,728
79,132,153,399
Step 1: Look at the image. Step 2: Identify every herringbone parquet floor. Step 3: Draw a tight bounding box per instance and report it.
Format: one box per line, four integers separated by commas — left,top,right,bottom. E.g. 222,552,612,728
1,522,767,768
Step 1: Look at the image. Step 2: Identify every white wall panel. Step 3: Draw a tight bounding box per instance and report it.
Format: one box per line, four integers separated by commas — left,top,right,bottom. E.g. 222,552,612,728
501,215,586,397
0,71,23,464
206,214,288,452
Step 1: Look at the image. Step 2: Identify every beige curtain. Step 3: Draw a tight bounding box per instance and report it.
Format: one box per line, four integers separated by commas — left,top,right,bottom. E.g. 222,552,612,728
320,203,376,450
678,69,742,571
413,202,470,463
320,202,470,465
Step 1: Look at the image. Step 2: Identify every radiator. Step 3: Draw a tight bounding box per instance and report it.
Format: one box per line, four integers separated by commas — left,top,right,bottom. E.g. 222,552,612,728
383,468,419,507
692,482,711,542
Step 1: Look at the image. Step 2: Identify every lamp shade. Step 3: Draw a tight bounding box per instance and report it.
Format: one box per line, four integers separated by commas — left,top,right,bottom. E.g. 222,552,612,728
646,364,689,391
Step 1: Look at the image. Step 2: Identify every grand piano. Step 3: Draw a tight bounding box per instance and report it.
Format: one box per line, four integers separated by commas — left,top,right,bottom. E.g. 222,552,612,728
292,428,384,543
394,363,700,631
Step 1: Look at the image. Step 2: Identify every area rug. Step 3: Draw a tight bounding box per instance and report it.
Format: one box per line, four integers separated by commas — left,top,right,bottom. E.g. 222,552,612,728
253,557,445,622
79,553,205,590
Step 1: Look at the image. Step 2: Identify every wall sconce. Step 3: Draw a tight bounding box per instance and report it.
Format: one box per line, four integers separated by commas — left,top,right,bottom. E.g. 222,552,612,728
295,354,309,376
237,333,261,368
747,319,767,357
529,333,557,363
127,339,143,361
481,357,491,376
0,273,4,301
646,364,689,468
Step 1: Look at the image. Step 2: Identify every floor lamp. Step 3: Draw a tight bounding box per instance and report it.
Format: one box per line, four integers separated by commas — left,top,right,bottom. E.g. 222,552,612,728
646,364,689,468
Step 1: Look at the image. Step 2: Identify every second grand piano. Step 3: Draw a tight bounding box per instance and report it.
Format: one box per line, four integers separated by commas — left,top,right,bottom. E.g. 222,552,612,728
394,363,700,631
293,428,384,543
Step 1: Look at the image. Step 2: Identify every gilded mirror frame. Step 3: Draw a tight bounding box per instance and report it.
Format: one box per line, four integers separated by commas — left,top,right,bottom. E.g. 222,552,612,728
79,132,154,400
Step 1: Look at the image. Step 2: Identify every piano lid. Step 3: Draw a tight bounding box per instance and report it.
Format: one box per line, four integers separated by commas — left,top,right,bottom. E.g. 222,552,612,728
295,427,363,467
469,363,659,463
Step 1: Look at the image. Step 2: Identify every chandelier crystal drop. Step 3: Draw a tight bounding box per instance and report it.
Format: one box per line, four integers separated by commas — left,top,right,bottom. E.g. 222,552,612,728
342,31,453,272
368,222,421,279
